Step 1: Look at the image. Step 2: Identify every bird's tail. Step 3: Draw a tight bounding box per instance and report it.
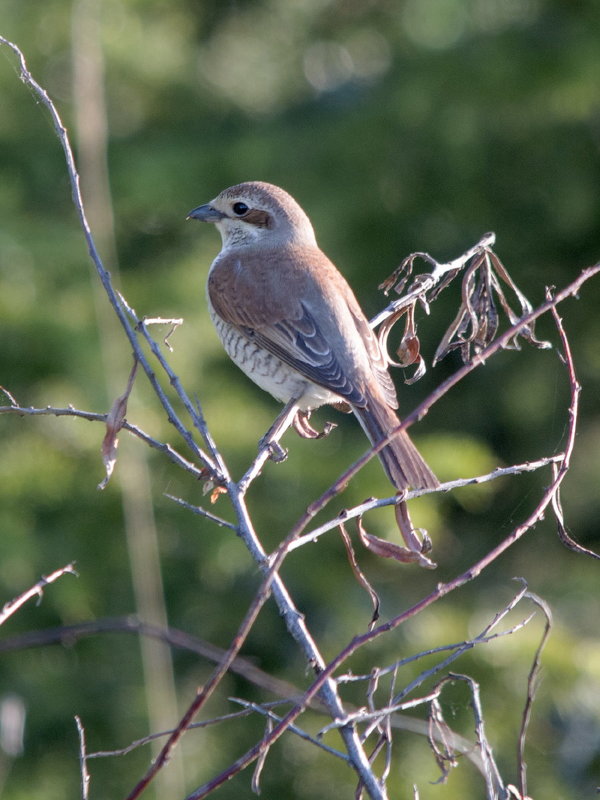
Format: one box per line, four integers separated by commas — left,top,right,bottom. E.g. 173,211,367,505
354,397,438,491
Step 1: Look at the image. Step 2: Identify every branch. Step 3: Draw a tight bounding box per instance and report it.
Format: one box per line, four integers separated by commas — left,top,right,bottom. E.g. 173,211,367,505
75,716,91,800
0,404,207,481
0,615,307,700
290,455,563,552
370,232,496,329
0,36,386,797
196,272,591,790
0,34,220,481
517,593,552,799
0,564,77,627
272,261,600,560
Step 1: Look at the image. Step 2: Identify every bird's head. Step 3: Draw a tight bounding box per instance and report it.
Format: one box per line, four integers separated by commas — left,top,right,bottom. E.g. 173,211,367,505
187,181,317,250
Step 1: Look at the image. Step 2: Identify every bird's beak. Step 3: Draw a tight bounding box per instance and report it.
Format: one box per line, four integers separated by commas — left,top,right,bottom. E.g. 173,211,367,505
186,203,226,222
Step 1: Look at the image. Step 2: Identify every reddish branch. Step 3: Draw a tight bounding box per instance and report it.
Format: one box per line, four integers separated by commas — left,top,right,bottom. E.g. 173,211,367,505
183,268,595,798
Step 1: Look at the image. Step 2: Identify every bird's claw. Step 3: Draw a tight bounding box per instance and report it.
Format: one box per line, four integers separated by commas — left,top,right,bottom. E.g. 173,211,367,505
260,438,288,463
293,410,337,440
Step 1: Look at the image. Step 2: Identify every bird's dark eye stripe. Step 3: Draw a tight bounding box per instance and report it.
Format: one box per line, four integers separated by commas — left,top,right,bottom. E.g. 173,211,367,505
232,202,249,216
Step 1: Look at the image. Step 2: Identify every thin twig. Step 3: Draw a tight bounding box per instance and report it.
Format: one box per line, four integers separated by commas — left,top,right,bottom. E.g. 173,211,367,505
0,564,77,626
75,716,91,800
164,493,237,530
0,405,207,480
0,34,220,481
229,698,348,761
290,456,563,552
517,594,552,799
354,583,533,750
277,263,600,558
436,674,505,798
89,708,256,759
0,616,305,700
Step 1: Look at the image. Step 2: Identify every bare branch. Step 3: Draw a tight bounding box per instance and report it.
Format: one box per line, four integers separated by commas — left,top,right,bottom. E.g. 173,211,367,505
432,674,505,798
229,698,348,760
0,564,77,627
75,716,91,800
290,455,563,553
275,261,600,564
547,291,600,559
164,493,237,531
0,404,207,481
0,34,220,482
0,616,305,701
517,594,552,799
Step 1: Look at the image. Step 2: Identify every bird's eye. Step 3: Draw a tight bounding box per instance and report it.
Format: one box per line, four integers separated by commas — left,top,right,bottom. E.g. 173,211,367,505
232,202,249,216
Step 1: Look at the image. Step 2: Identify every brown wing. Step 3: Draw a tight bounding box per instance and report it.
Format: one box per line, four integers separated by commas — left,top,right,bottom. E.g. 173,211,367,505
208,243,398,409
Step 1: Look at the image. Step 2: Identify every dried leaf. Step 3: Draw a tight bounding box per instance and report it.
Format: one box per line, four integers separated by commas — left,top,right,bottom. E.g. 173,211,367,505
0,386,18,406
357,515,436,569
210,486,227,504
551,473,600,560
379,253,416,295
433,305,469,365
404,354,427,385
433,247,551,365
377,301,429,385
339,523,380,628
98,361,138,490
397,333,420,366
428,698,459,783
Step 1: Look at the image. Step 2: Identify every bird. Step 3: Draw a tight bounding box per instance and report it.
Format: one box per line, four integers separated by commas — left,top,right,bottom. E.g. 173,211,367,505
187,181,438,526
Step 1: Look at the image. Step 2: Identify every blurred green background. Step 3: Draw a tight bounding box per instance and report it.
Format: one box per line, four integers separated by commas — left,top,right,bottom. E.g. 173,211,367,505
1,1,599,798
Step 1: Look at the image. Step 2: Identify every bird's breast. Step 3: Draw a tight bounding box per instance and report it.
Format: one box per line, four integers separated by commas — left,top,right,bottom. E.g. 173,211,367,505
207,295,339,411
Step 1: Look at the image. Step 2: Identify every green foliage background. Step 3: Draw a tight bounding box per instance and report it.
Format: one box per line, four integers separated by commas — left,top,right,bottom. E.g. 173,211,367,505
1,1,599,797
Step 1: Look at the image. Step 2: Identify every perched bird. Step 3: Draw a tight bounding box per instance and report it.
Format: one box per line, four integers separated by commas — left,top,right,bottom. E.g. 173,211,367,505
188,181,438,503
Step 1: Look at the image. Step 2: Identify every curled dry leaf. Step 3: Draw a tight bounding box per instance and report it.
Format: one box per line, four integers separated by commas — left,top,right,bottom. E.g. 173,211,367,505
428,696,459,783
98,395,127,490
210,486,227,504
551,465,600,560
339,522,380,629
377,242,551,382
433,250,551,365
98,361,139,490
357,515,436,569
377,302,427,385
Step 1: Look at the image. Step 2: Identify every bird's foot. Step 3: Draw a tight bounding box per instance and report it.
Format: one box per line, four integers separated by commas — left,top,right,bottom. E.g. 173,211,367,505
293,410,337,440
257,433,289,463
